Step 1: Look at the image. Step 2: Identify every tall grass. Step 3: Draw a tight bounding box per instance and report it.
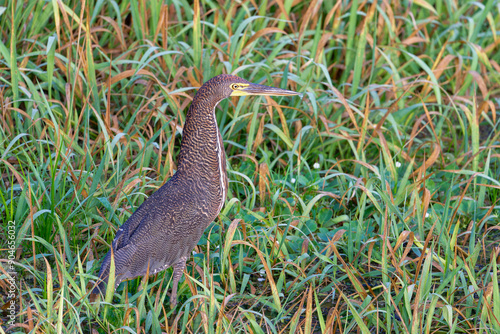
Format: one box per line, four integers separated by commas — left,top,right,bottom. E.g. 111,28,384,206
1,0,499,333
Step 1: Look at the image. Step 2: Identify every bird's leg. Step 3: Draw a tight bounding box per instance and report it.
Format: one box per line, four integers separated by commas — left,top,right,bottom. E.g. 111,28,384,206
170,256,187,308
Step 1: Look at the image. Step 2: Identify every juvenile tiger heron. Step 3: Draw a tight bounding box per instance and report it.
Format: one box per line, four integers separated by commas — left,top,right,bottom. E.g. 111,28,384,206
92,74,299,306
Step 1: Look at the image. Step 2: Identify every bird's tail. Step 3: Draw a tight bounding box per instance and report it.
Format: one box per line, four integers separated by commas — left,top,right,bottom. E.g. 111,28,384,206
91,251,111,296
92,279,107,296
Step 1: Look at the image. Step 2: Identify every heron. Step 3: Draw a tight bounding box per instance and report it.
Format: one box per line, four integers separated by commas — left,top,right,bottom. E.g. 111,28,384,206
92,74,299,306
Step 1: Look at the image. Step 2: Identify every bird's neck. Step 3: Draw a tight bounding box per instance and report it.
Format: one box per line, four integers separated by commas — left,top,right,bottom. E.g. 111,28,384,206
176,98,225,176
175,93,228,218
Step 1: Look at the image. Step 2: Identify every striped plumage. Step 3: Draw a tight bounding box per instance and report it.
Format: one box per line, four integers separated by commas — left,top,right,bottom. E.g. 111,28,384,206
92,74,298,306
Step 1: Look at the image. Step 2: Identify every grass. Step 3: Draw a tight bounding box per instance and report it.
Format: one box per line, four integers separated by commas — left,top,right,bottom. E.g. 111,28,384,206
0,0,499,333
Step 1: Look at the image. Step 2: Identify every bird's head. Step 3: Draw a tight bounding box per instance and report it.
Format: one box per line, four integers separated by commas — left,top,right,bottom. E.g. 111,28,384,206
197,74,299,106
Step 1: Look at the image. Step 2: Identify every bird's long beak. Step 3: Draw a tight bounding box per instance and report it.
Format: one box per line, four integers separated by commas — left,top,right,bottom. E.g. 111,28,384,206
230,83,300,97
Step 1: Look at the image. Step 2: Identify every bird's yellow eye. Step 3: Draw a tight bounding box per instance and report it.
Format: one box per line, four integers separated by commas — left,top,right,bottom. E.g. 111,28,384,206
230,83,241,90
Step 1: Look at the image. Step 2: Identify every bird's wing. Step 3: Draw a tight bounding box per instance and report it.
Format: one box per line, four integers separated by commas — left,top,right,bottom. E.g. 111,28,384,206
106,175,209,274
112,212,147,251
112,194,158,251
112,209,190,279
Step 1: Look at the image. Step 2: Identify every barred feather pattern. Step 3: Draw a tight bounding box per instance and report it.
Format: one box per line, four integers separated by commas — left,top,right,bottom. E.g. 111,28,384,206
93,75,248,298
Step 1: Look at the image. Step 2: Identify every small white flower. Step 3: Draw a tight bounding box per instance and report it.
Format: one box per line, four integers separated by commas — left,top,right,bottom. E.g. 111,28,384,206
257,278,265,282
313,162,320,169
291,178,296,184
425,212,430,218
395,161,402,168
